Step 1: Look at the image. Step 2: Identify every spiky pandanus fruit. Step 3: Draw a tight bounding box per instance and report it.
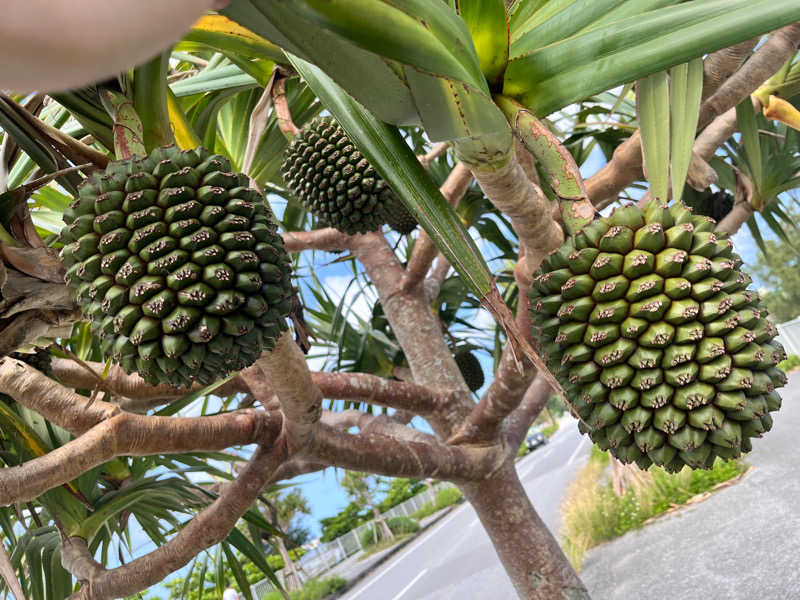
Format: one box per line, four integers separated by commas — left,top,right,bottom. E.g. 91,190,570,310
454,349,485,392
530,202,786,472
384,198,418,235
59,146,293,387
281,116,402,235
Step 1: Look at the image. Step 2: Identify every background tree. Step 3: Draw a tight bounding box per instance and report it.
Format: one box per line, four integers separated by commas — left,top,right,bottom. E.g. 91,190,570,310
0,3,798,600
749,206,800,323
261,489,311,591
340,472,393,545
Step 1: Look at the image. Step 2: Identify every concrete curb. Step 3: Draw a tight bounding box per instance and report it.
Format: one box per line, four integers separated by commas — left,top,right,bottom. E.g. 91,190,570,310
326,504,460,598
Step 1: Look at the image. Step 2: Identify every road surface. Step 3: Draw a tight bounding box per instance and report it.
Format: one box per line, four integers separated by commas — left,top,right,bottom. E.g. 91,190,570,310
581,372,800,600
339,418,590,600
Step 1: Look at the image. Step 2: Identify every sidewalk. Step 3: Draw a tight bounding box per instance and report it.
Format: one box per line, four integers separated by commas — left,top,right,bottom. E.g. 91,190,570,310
580,371,800,600
326,505,459,594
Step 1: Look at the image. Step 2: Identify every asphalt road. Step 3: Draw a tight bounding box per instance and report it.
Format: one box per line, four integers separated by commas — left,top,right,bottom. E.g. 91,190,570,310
338,418,591,600
581,371,800,600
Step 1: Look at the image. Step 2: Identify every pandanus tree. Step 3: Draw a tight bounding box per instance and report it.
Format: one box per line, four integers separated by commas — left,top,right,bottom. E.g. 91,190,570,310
0,2,800,599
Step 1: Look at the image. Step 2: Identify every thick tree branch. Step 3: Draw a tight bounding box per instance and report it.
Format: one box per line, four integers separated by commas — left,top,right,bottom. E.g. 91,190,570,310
320,409,435,444
701,38,760,101
448,247,540,446
305,423,503,482
49,358,247,410
352,232,472,437
0,357,115,434
0,409,281,505
62,442,287,600
402,162,473,291
589,26,800,209
698,24,800,130
280,228,351,253
255,331,322,448
312,372,445,415
471,152,563,280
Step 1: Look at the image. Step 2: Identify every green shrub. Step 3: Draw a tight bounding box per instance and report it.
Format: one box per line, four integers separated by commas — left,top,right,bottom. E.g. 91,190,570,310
434,487,462,510
561,453,747,570
266,547,306,571
387,516,420,535
516,443,528,457
359,516,420,548
262,576,347,600
410,502,435,520
778,354,800,372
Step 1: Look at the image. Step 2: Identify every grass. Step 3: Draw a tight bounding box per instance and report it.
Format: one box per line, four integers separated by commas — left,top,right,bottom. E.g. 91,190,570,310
261,576,347,600
357,533,413,560
410,486,463,520
561,445,748,571
778,354,800,372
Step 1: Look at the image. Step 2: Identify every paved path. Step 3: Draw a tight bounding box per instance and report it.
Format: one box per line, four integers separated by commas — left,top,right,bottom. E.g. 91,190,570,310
337,418,590,600
581,372,800,600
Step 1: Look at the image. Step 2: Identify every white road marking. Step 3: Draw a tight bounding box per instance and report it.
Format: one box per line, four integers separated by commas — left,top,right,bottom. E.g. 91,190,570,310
568,436,589,466
390,568,428,600
343,507,466,599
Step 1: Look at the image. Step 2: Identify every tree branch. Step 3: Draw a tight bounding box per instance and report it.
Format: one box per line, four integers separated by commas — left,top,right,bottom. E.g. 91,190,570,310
63,441,287,600
698,24,800,130
305,423,503,482
49,358,247,411
351,233,472,437
255,331,322,448
312,372,445,416
588,26,800,209
280,228,352,253
471,152,563,280
701,38,760,101
0,409,281,505
0,357,115,435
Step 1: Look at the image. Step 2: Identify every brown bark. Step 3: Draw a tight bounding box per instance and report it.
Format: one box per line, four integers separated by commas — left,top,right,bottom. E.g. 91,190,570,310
697,24,800,130
281,228,351,253
460,463,589,600
717,200,755,235
588,25,800,209
305,423,503,482
701,38,760,101
505,375,553,448
471,153,563,281
256,331,323,448
0,409,281,505
62,442,287,600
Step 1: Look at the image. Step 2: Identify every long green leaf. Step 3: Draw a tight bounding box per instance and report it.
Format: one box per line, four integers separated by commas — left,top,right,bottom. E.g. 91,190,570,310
290,0,486,88
736,97,764,207
457,0,509,86
670,58,704,201
223,0,418,125
288,55,495,299
505,0,800,116
134,51,174,150
511,0,628,55
637,71,670,203
222,541,254,600
184,14,286,63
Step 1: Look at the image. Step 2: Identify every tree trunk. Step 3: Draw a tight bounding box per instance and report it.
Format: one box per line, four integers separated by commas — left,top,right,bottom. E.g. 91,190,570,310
276,537,302,591
459,463,589,600
366,496,394,542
